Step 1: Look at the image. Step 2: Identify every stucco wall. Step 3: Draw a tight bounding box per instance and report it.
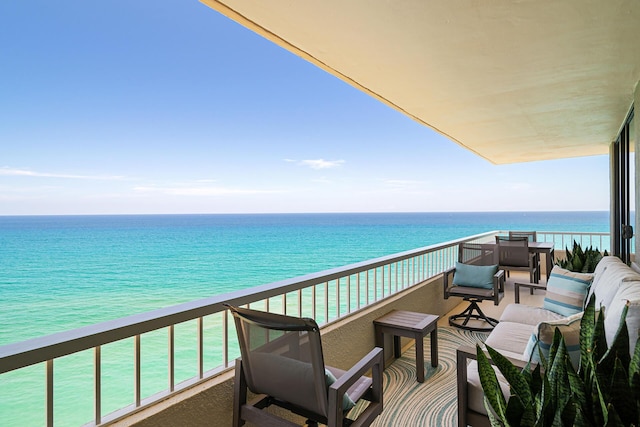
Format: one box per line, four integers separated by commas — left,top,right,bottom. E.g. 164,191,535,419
115,275,458,427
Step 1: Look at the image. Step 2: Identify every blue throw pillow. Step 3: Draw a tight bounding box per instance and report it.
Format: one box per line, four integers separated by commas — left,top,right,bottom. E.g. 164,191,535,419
452,262,498,289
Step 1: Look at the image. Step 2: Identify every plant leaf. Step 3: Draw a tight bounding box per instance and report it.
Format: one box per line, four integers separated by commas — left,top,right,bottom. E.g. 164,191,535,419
484,400,506,427
529,363,543,399
608,357,637,426
559,395,577,426
567,356,589,421
573,404,590,427
547,329,569,403
538,374,554,426
591,367,608,426
601,302,630,372
580,294,597,376
603,403,625,427
487,345,533,410
505,393,529,427
477,344,509,423
629,335,640,403
593,306,608,363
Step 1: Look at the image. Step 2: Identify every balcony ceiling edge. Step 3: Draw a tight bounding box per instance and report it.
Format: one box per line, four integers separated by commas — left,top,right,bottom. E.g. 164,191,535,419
199,0,639,164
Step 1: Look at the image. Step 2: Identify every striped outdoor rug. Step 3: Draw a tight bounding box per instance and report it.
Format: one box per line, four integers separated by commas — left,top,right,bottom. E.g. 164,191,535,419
350,326,488,426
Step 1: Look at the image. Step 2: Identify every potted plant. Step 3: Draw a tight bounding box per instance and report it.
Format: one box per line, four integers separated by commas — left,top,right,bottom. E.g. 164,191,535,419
476,295,640,426
556,240,609,273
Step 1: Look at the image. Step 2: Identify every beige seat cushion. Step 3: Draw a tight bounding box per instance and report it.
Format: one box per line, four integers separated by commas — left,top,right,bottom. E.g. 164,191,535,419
484,321,535,358
499,303,564,326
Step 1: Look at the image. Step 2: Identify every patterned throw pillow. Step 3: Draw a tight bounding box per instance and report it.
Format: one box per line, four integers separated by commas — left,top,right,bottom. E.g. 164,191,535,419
543,266,593,316
452,262,498,289
523,312,583,368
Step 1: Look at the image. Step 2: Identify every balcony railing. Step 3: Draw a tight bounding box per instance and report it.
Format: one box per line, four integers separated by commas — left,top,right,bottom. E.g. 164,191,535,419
0,230,608,426
537,231,611,253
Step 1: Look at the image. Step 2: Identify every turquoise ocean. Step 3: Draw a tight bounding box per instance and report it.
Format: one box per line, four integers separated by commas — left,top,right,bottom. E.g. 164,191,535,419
0,212,609,426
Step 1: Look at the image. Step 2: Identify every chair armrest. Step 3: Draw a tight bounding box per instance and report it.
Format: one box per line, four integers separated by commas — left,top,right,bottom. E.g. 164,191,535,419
456,344,536,426
457,345,532,370
492,269,505,303
328,347,384,413
443,267,456,298
514,281,547,303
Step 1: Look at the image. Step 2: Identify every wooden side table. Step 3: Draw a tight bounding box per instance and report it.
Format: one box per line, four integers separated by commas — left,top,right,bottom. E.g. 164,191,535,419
373,310,439,383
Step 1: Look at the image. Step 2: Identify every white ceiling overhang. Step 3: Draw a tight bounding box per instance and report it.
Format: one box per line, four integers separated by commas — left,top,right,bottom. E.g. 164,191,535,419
200,0,640,164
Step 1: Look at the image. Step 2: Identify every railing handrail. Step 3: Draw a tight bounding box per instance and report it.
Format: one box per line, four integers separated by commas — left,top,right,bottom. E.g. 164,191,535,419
0,230,500,374
537,230,609,236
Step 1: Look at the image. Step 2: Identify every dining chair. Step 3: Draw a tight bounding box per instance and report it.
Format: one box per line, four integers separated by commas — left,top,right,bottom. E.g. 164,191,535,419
508,231,537,242
509,231,540,282
495,236,538,284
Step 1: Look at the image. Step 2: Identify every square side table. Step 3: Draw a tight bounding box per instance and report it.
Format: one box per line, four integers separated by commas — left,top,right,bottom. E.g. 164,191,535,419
373,310,439,383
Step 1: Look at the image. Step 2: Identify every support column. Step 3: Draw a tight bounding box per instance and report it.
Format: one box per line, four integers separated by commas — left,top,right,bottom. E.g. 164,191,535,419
634,82,639,259
611,140,619,257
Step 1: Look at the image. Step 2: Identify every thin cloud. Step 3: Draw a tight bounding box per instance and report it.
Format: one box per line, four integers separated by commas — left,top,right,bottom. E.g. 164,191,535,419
133,185,283,196
312,177,333,184
385,179,426,188
505,182,533,191
0,167,125,181
286,159,345,170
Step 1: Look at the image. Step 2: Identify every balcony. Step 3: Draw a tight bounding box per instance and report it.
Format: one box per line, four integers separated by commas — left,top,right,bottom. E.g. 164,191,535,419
0,230,609,426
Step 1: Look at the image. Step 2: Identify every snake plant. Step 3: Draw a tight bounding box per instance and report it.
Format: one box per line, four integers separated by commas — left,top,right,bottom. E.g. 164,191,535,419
477,295,640,426
556,240,608,273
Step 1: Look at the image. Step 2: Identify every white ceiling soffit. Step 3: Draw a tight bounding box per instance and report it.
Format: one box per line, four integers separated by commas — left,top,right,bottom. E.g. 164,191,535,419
200,0,640,164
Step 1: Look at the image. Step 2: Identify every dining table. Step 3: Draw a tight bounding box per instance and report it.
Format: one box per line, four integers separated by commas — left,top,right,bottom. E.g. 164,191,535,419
526,241,555,281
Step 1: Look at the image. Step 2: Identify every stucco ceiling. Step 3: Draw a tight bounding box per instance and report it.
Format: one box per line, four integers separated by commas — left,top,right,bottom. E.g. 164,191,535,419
200,0,640,164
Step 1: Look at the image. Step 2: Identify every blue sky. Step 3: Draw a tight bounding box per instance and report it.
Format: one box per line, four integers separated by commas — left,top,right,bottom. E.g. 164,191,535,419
0,1,611,215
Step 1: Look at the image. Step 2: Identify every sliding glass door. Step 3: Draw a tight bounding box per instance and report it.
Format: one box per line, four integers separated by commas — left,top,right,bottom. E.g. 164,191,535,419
612,107,635,263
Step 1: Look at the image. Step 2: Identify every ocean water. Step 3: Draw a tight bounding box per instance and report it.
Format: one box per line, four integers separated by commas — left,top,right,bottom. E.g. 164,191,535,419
0,212,610,345
0,212,609,426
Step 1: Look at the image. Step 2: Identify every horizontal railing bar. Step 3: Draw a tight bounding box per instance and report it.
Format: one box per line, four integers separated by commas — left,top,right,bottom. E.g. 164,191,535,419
0,230,499,374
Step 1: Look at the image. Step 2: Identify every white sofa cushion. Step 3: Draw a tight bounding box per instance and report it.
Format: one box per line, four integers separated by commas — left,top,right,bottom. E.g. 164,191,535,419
603,281,640,356
589,257,640,311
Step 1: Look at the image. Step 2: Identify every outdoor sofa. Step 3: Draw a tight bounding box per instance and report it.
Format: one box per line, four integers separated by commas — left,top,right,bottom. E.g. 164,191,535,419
456,256,640,427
